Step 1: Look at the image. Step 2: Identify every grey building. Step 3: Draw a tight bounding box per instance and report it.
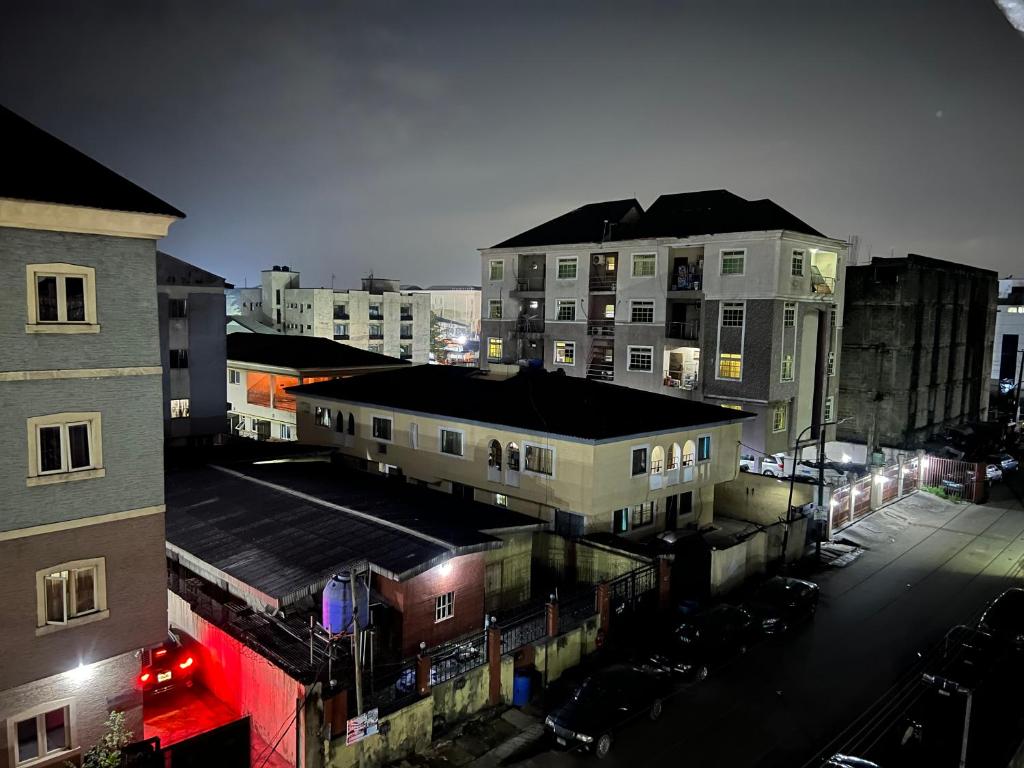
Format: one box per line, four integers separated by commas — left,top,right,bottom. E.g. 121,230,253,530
480,191,848,463
837,254,997,452
0,105,181,764
156,252,227,445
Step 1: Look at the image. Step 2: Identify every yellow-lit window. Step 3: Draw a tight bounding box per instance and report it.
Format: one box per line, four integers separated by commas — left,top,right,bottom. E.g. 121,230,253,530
772,404,788,433
718,353,742,379
487,338,503,361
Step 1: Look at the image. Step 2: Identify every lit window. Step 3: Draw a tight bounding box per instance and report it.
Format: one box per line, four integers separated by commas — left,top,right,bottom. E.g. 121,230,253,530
781,355,794,382
630,300,655,323
697,435,712,462
627,346,654,372
606,255,617,271
169,349,189,369
772,405,788,433
435,591,455,622
488,299,503,319
440,428,464,456
721,249,745,275
554,341,575,366
13,704,72,764
604,304,615,319
784,302,796,327
170,398,190,419
489,260,504,281
496,493,508,507
721,302,744,328
524,444,554,475
824,396,835,423
631,253,656,278
631,447,648,476
791,250,805,277
827,351,835,376
556,299,576,321
228,369,241,385
721,403,743,410
27,413,102,484
316,407,333,428
26,263,97,332
718,353,742,379
631,501,654,528
557,257,578,280
487,337,503,361
372,416,392,440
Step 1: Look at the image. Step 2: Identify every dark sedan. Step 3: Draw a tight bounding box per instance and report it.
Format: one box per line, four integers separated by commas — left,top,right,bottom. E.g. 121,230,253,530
650,604,754,681
978,587,1024,648
544,663,671,759
140,628,198,696
743,576,819,634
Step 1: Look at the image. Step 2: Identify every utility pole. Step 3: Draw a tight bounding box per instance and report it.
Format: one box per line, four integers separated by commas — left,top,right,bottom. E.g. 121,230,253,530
352,612,363,715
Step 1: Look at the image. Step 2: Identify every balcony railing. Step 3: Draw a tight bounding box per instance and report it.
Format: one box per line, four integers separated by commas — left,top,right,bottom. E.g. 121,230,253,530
512,277,546,293
369,332,384,340
516,315,545,334
669,273,702,292
666,320,700,341
400,351,413,360
334,334,350,341
811,273,836,295
333,310,349,320
586,319,615,337
400,332,413,339
400,313,413,321
588,276,616,292
368,312,383,320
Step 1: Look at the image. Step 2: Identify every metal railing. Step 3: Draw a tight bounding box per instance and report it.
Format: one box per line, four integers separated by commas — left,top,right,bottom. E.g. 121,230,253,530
666,320,700,341
513,277,545,293
558,590,597,634
500,608,547,655
429,634,488,685
587,319,615,336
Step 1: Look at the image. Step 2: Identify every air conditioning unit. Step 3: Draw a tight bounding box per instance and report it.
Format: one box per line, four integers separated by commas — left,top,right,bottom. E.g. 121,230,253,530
592,254,606,266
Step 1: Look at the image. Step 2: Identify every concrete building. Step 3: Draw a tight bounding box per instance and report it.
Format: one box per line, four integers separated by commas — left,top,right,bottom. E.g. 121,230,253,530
837,254,998,455
0,105,181,766
404,284,482,366
479,191,847,466
290,365,753,538
227,268,430,363
156,251,227,445
992,277,1024,399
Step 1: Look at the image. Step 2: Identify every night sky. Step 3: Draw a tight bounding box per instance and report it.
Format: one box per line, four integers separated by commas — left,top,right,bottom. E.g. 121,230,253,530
2,1,1022,289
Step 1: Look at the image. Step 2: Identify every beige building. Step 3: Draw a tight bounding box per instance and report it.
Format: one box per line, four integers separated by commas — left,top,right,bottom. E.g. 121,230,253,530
289,365,752,537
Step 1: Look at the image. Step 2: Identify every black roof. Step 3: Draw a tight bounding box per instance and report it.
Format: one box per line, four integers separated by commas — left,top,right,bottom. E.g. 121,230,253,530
226,332,409,371
1,104,184,218
157,251,226,287
492,198,642,248
290,366,754,441
164,462,543,600
490,190,826,248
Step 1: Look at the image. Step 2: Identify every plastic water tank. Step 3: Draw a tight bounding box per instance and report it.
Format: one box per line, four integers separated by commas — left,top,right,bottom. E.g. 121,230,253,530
512,672,531,706
322,573,353,635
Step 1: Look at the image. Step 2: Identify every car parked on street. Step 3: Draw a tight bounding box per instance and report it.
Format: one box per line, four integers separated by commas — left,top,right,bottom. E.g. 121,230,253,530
742,576,819,634
794,460,846,486
761,455,786,477
140,628,198,696
649,603,754,681
986,464,1003,482
978,587,1024,649
544,663,672,759
823,756,880,768
739,454,756,472
989,453,1019,472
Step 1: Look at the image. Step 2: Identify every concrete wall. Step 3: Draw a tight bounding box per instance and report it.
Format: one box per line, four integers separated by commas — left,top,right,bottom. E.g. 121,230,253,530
532,620,599,685
327,696,433,768
715,473,814,527
484,533,532,613
431,660,491,724
709,530,768,595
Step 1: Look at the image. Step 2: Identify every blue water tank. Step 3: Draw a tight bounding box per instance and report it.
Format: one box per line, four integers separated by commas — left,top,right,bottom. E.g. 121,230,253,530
322,573,353,635
512,673,531,706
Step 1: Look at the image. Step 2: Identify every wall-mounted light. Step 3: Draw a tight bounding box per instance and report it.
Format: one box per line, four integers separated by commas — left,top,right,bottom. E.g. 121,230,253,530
69,662,93,684
438,560,452,576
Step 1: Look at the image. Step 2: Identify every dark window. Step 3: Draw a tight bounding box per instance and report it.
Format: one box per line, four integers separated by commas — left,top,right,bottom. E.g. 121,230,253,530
348,414,355,435
36,276,58,321
168,298,187,318
631,447,648,476
67,424,91,469
680,491,693,516
631,501,654,527
697,436,711,461
1000,334,1020,381
613,508,629,533
38,426,62,473
372,417,392,440
65,277,85,321
169,349,189,369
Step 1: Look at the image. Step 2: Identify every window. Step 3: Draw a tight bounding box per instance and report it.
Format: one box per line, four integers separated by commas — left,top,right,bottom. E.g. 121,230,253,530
718,353,742,379
631,253,656,277
334,323,348,337
368,323,383,337
435,591,454,622
410,422,418,448
369,303,382,318
524,444,553,475
368,343,383,353
827,350,835,376
228,369,241,385
557,257,578,280
170,398,190,419
613,508,629,533
784,302,796,327
316,407,333,428
280,423,292,439
791,250,805,277
168,298,187,318
603,303,615,319
496,493,508,507
721,249,745,275
400,323,413,338
488,299,503,319
440,428,464,456
824,396,835,423
275,289,281,304
169,349,189,369
631,447,648,476
507,442,520,472
27,413,103,485
489,260,504,281
554,341,575,366
631,501,654,528
627,346,654,372
43,565,98,625
697,435,711,462
830,307,837,329
555,299,576,321
26,263,97,332
372,416,393,440
12,703,73,765
772,405,788,433
400,343,412,359
781,355,794,382
400,304,412,317
487,337,503,361
721,302,744,328
630,300,654,323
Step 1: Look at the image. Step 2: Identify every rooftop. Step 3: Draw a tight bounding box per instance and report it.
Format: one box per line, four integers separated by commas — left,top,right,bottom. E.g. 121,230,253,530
1,104,184,218
157,251,226,288
290,365,754,441
226,333,409,371
492,198,642,249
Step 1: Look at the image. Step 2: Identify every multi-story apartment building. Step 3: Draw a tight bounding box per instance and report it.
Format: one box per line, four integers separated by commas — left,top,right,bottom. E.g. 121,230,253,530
992,277,1024,397
156,251,227,445
404,284,482,365
838,254,997,452
0,105,180,766
479,191,847,466
290,365,753,537
227,268,430,363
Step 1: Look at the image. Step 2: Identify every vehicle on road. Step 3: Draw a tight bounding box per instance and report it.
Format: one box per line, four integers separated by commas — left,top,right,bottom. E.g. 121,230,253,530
921,625,1003,693
987,464,1003,482
742,576,819,634
823,756,880,768
989,453,1019,472
978,587,1024,649
649,603,754,681
739,454,756,472
761,455,786,477
140,628,198,695
544,663,672,759
794,460,845,485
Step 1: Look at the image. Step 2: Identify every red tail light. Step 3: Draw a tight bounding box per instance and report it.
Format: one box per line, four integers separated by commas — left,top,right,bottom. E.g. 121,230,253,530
155,649,168,657
140,672,151,683
178,656,194,670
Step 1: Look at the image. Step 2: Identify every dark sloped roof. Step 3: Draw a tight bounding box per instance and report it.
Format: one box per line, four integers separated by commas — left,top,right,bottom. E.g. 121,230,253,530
492,198,642,248
1,104,185,218
637,191,826,239
226,332,409,370
290,366,754,441
157,251,226,287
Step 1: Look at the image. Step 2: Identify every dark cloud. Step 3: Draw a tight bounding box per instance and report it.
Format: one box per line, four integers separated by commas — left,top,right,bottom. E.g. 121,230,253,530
2,1,1022,287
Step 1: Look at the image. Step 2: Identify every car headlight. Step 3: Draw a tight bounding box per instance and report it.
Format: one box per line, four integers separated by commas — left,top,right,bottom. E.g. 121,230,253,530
578,734,593,744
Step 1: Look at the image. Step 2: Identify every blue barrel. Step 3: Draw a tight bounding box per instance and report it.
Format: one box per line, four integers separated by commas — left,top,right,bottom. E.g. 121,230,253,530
512,673,531,706
322,573,353,635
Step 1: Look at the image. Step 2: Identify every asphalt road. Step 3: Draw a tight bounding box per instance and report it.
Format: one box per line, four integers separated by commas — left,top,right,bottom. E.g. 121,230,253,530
514,473,1024,768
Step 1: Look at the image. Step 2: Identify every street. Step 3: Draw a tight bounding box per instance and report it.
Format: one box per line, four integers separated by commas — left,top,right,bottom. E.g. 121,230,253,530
514,474,1024,767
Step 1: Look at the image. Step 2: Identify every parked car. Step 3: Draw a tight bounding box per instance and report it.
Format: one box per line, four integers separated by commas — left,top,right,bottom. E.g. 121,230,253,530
940,473,972,494
794,460,845,486
978,587,1024,649
544,663,672,759
140,628,198,695
823,757,880,768
921,625,1004,693
989,453,1019,472
742,576,819,634
761,455,786,478
739,454,756,472
649,604,754,681
986,464,1003,482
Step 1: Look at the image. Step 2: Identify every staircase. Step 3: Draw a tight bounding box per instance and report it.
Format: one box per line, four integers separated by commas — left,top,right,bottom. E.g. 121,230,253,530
587,339,615,382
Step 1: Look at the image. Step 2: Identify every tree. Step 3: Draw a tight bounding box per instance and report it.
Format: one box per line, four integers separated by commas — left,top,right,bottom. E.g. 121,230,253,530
79,710,133,768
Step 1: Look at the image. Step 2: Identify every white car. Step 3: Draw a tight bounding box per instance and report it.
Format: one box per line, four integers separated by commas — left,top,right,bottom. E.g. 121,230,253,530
761,456,786,477
794,460,845,486
739,454,756,472
987,464,1004,482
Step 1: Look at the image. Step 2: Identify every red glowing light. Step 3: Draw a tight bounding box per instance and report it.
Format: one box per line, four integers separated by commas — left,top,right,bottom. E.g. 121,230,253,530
140,672,151,683
155,649,168,657
178,656,194,670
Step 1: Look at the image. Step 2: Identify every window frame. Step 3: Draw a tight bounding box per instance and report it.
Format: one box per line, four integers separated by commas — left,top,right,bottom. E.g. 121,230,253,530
434,591,455,623
439,427,465,458
630,446,649,477
25,263,99,334
371,415,393,442
629,299,655,324
556,256,578,280
522,442,555,478
717,353,742,380
168,298,188,319
827,350,835,376
791,249,805,277
170,398,190,419
35,558,107,635
772,404,788,433
631,501,655,528
627,345,654,372
8,699,77,766
721,302,745,328
553,340,575,366
555,299,576,322
783,302,796,328
228,369,242,385
720,248,746,276
488,299,503,320
824,396,835,423
169,349,189,369
631,253,657,278
26,413,104,487
696,434,712,462
488,259,504,282
780,354,794,382
487,337,503,362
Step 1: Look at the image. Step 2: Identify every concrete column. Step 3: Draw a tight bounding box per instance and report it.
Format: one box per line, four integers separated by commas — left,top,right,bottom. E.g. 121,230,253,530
869,468,882,511
545,597,559,638
487,624,502,706
974,463,987,504
897,457,906,497
596,582,610,637
916,449,927,489
657,558,672,612
415,652,431,696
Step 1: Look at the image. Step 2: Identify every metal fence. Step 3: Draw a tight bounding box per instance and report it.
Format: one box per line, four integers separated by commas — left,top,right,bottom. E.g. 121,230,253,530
558,590,597,634
428,633,488,685
920,456,982,502
500,608,547,655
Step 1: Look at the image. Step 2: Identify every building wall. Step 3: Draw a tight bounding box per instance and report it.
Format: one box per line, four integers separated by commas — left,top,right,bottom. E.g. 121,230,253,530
992,305,1024,382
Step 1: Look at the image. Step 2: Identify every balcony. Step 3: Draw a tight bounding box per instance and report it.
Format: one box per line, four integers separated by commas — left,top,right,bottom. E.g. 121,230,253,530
400,331,413,340
400,312,413,322
516,314,545,335
334,334,350,341
586,319,615,337
511,276,545,296
368,311,384,321
588,274,616,293
333,310,350,320
666,319,700,341
369,332,384,340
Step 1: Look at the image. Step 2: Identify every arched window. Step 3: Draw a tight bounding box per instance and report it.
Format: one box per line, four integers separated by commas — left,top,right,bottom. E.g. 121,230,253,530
488,440,502,468
336,411,345,433
347,413,355,435
682,440,696,466
507,442,520,472
650,445,665,475
668,443,681,470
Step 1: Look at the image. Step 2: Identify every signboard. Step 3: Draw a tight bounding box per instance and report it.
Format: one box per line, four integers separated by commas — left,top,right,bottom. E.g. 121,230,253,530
813,504,828,522
345,708,379,746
